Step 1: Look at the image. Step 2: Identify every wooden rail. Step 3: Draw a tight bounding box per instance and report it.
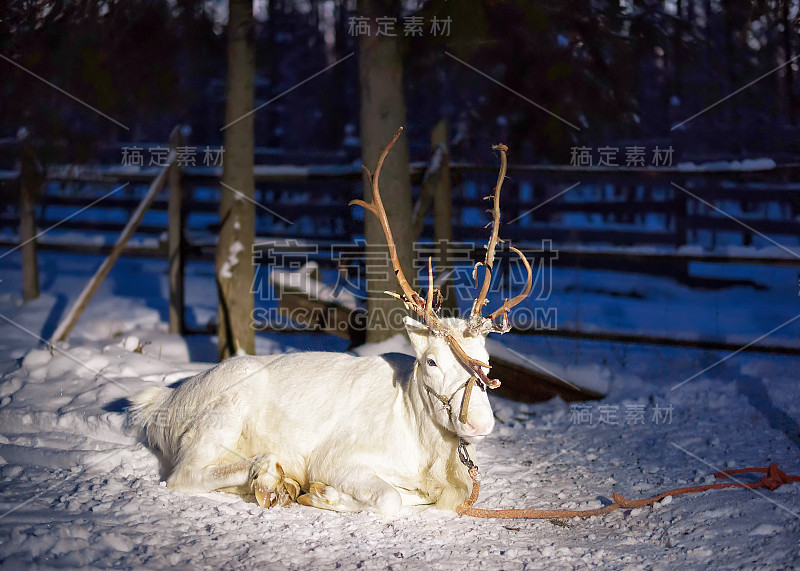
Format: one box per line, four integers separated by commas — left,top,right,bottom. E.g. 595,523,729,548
1,129,799,351
3,172,798,250
49,149,177,342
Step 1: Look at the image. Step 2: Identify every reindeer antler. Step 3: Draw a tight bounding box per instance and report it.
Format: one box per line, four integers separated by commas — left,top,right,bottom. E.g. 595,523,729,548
468,144,533,335
350,127,498,388
349,127,425,314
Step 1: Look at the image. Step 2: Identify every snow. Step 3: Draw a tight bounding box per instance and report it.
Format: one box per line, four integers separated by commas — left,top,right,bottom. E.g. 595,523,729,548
218,240,244,279
0,250,799,568
269,261,358,310
676,158,777,172
520,242,800,260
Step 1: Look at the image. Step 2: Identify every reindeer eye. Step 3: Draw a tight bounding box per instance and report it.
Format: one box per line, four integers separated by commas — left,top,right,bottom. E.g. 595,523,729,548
426,358,437,367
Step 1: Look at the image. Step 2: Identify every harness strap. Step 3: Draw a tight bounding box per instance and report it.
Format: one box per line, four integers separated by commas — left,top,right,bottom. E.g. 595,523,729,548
423,376,482,425
459,377,478,424
424,383,456,411
457,439,477,471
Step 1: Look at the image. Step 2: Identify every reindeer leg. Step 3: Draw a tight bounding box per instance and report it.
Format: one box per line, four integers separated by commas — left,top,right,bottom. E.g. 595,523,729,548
160,398,299,506
167,451,299,508
168,456,250,492
297,468,402,515
297,483,365,512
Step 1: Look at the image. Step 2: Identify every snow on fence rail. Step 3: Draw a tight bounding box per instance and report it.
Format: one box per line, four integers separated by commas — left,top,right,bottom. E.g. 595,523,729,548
1,154,798,266
49,148,179,342
1,130,799,351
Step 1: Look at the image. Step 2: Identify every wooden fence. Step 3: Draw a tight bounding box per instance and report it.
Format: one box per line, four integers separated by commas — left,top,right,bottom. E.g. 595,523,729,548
1,126,799,351
4,162,799,257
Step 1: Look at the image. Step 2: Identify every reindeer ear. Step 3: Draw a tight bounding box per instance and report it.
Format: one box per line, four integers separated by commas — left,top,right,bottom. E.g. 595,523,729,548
403,317,430,356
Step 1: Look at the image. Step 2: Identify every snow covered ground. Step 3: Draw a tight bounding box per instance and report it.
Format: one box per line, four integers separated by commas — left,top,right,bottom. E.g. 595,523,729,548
0,250,798,568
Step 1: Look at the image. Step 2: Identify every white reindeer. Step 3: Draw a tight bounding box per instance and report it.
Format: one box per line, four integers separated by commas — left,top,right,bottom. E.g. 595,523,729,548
130,131,531,514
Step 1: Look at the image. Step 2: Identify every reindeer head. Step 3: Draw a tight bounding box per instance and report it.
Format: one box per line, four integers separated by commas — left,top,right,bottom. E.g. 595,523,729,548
350,127,532,443
405,315,494,442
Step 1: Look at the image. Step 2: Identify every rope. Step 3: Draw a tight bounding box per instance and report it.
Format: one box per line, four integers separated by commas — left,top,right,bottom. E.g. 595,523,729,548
456,463,800,519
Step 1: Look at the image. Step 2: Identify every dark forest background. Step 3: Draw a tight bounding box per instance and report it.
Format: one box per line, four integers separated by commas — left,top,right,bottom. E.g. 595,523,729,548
1,0,798,165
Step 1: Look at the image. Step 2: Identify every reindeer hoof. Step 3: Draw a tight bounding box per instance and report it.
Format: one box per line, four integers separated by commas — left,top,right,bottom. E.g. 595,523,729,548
284,477,300,502
297,483,330,508
253,462,300,508
255,486,278,508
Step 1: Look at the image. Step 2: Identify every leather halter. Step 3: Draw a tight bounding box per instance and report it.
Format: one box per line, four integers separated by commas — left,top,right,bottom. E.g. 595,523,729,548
416,361,486,425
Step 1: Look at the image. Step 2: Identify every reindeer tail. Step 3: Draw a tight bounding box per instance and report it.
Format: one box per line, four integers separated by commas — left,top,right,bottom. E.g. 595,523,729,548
128,386,172,431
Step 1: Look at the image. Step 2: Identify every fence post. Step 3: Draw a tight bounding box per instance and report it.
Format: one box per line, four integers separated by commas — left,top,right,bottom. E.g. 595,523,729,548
674,179,688,248
51,149,177,343
18,128,41,301
168,125,186,335
673,177,690,280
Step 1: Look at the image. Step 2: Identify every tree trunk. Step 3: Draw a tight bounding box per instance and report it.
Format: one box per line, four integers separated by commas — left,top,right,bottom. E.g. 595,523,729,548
217,0,256,360
782,0,796,123
168,125,185,335
19,134,41,302
358,0,414,343
672,0,683,106
431,119,457,318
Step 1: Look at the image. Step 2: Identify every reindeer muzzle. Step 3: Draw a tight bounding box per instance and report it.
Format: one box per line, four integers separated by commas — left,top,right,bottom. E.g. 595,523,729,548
424,375,496,426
